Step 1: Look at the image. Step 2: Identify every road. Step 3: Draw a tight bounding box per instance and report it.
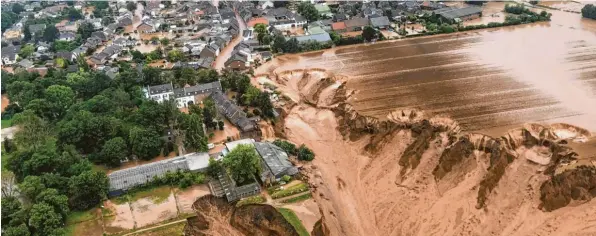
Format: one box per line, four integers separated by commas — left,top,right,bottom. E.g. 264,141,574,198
213,11,247,71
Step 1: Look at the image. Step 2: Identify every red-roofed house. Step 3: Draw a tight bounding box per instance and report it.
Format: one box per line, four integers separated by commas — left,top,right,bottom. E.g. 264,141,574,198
331,22,347,33
247,17,269,29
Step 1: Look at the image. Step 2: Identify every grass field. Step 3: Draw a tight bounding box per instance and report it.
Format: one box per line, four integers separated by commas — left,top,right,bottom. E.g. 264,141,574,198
278,208,309,236
1,119,12,128
236,194,266,207
271,183,310,199
112,186,172,204
66,208,98,225
280,193,312,204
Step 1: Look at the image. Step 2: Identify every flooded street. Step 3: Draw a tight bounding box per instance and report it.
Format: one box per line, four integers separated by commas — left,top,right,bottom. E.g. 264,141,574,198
263,8,596,134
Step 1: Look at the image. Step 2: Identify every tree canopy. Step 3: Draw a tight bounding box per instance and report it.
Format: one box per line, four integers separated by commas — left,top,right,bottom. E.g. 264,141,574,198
222,144,261,185
582,4,596,20
297,2,319,22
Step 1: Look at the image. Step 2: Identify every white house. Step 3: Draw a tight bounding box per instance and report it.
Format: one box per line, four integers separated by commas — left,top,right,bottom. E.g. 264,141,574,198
144,81,223,108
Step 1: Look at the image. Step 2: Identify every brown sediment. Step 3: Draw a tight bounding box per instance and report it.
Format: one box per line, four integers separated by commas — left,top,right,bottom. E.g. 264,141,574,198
311,218,330,236
183,195,298,236
539,165,596,212
260,66,596,236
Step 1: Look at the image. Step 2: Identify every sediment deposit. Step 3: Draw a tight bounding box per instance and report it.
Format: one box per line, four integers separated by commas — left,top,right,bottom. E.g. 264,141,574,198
263,68,596,236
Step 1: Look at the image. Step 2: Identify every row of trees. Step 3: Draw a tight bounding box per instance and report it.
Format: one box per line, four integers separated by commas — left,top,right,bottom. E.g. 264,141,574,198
272,139,316,161
220,70,275,118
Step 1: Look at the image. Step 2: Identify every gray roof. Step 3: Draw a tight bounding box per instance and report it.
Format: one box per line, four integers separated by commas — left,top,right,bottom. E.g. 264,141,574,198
59,31,76,39
210,91,257,132
370,16,390,27
254,142,298,181
434,6,482,20
172,81,222,98
18,59,33,68
148,83,174,95
292,32,332,43
108,152,210,192
345,17,369,28
56,51,73,60
29,24,46,34
109,156,189,191
1,45,21,59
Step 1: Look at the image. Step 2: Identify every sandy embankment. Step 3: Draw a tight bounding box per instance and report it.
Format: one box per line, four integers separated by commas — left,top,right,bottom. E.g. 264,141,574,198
261,66,596,236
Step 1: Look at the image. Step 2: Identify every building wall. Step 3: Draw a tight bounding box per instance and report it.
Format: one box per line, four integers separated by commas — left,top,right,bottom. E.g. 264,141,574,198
176,96,194,108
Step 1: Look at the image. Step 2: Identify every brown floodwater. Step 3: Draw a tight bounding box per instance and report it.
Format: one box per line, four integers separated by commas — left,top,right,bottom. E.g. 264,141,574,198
290,9,596,133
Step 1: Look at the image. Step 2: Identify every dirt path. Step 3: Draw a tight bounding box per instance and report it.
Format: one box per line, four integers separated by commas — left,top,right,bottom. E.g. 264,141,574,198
1,94,9,112
120,219,187,236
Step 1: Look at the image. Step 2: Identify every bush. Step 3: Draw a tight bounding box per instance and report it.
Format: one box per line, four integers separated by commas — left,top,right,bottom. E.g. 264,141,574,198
273,139,297,155
582,4,596,19
297,144,315,161
281,175,291,182
236,195,266,207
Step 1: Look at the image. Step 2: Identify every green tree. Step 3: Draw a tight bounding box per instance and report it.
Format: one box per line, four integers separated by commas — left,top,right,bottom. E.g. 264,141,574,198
18,175,46,200
256,91,274,118
12,3,25,14
42,25,59,42
582,4,596,20
19,44,35,58
3,224,31,236
297,2,319,22
68,170,108,210
284,38,301,53
66,8,83,20
29,203,64,235
129,127,162,160
222,144,261,185
55,58,68,68
297,144,315,161
126,2,137,12
273,139,298,155
241,85,261,105
100,137,128,167
330,31,340,45
272,34,287,53
142,66,163,86
254,23,269,44
183,113,208,151
131,50,146,62
362,26,377,41
1,12,18,33
197,68,219,84
1,196,22,225
179,67,197,86
77,22,95,40
7,81,40,107
167,49,185,62
35,188,69,219
202,98,217,129
45,85,75,119
160,37,170,45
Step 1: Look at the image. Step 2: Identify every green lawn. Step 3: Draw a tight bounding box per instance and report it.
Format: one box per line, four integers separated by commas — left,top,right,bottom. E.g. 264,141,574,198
1,119,12,128
236,194,266,207
112,186,172,204
271,183,310,199
66,208,98,225
278,208,309,236
281,193,312,204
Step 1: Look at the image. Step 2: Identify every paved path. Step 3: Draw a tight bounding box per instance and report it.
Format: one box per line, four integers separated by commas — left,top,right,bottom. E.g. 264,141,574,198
120,219,187,236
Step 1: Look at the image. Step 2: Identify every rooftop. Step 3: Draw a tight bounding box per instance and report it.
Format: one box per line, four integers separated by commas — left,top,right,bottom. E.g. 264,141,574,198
433,6,482,20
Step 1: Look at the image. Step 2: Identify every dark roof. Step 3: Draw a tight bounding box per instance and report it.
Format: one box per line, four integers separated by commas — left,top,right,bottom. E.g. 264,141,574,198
29,24,46,33
254,142,298,181
67,64,79,72
433,6,482,20
345,17,369,28
1,45,21,59
210,91,257,132
119,17,133,26
220,9,236,20
370,16,390,27
148,83,174,95
59,31,76,39
56,51,73,60
91,31,107,41
171,81,222,98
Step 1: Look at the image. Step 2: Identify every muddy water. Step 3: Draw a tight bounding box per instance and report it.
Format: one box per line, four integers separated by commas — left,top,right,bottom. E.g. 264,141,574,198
284,9,596,133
